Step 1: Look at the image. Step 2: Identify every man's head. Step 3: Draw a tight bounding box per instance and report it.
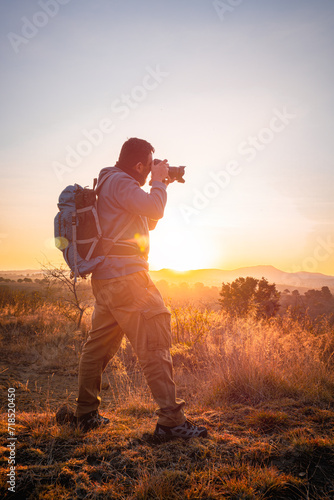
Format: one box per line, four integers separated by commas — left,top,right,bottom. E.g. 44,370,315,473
116,138,154,186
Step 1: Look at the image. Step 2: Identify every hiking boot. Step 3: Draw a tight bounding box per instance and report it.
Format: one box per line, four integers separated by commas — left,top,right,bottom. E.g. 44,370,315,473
76,410,110,432
154,419,208,440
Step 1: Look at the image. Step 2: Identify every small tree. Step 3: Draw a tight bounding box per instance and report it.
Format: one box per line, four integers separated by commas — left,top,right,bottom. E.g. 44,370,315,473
219,277,257,317
42,264,92,329
219,276,280,319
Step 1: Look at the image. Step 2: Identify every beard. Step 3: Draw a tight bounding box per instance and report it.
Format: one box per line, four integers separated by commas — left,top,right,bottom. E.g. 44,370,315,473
133,170,149,186
118,165,149,186
139,165,151,186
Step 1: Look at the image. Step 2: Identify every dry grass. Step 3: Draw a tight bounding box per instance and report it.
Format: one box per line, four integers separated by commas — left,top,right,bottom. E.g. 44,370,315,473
0,287,334,498
168,308,334,408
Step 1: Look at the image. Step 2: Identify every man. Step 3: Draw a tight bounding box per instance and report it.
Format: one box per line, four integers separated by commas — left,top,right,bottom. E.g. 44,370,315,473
75,138,207,439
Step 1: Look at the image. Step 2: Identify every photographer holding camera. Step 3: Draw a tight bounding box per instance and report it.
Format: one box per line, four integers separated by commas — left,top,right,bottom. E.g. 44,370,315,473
75,137,207,439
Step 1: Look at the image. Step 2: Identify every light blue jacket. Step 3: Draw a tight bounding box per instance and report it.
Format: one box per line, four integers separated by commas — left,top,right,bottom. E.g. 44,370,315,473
92,166,167,279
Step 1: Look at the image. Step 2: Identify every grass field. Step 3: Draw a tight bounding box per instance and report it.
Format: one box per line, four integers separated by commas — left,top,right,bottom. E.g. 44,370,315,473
0,283,334,499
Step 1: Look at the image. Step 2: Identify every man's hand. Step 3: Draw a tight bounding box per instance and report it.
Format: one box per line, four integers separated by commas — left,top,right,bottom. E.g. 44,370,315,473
151,159,169,183
164,174,176,186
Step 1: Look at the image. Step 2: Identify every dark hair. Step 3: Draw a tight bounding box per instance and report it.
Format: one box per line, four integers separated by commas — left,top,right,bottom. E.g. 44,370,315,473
116,138,154,172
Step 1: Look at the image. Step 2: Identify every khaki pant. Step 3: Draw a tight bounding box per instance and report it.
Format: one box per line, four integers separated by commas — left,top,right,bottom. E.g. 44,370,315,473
76,270,185,427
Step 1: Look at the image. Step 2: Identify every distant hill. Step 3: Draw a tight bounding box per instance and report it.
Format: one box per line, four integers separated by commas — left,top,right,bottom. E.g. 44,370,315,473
1,266,334,292
149,265,334,292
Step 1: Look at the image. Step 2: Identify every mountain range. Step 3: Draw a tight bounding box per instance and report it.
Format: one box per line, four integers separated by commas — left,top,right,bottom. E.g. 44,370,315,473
1,266,334,292
149,265,334,292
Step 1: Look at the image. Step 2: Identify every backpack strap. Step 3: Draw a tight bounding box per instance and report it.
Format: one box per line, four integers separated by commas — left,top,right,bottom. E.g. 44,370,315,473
95,170,113,194
95,170,140,256
112,215,136,243
102,214,137,255
95,170,138,255
76,205,102,261
71,212,79,282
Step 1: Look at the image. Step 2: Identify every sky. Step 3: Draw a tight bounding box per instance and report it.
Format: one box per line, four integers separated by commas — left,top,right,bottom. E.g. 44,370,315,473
1,0,334,275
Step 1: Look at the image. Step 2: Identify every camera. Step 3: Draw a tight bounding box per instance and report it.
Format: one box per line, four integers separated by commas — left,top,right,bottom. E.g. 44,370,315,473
153,159,186,183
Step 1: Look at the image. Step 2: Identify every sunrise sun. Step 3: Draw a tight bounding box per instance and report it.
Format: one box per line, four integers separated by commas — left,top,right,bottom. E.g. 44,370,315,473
149,227,220,272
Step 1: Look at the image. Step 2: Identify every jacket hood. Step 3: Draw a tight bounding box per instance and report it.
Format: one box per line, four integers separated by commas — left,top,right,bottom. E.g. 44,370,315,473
97,166,115,184
96,166,122,192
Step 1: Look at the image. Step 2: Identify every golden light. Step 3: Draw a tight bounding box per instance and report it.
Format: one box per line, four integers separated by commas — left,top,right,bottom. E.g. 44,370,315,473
133,233,149,254
149,227,220,272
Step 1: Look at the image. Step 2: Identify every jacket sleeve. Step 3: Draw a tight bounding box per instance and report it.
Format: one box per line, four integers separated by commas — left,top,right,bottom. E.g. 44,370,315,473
147,219,159,230
112,177,167,220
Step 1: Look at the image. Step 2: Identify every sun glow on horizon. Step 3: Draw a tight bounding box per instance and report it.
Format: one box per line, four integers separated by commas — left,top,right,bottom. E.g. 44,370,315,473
149,225,222,272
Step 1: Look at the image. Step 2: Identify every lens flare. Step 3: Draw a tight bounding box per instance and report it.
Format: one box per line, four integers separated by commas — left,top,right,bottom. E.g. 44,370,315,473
54,237,69,251
133,233,149,253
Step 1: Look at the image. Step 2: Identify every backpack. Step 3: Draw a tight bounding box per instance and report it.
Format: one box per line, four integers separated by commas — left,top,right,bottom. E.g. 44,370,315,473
54,173,134,281
54,179,105,281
